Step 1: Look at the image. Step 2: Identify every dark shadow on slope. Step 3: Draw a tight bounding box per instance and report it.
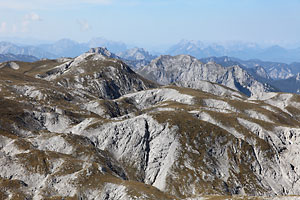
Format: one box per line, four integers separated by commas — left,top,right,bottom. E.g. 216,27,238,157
234,80,251,97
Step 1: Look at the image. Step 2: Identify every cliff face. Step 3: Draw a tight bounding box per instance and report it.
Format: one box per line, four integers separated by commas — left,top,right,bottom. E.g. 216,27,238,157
1,50,300,199
138,55,277,97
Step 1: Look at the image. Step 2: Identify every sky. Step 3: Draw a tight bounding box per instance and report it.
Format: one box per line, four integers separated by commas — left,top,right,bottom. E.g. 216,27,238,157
0,0,300,49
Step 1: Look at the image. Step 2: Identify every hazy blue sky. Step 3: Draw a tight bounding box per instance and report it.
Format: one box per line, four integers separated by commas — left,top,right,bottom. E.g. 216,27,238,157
0,0,300,48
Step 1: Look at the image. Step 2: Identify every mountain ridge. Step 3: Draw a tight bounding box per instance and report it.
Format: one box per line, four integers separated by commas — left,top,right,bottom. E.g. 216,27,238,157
3,38,300,64
167,40,300,63
138,54,277,97
199,56,300,94
0,53,38,63
0,41,57,59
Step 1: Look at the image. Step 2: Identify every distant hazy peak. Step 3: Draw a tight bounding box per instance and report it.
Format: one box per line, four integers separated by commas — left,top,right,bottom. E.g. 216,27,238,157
87,37,127,53
88,47,109,54
117,47,155,61
88,47,119,59
0,53,38,63
167,40,300,63
129,47,146,52
152,54,200,64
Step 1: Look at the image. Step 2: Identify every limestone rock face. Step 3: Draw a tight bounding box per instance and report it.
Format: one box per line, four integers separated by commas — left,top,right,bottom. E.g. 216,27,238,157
1,49,300,199
138,55,277,97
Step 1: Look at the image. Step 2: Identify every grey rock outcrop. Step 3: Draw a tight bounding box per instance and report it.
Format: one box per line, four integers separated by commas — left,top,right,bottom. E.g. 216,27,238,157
34,48,157,99
138,54,277,97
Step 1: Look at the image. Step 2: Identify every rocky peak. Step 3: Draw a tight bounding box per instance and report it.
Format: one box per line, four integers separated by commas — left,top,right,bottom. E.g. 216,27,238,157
26,50,158,99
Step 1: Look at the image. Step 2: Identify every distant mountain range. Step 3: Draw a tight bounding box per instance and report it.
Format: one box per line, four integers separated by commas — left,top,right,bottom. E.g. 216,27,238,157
0,53,38,63
0,41,57,59
167,40,300,63
37,38,127,58
0,38,128,59
198,56,300,80
2,38,300,64
197,56,300,94
115,48,300,95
